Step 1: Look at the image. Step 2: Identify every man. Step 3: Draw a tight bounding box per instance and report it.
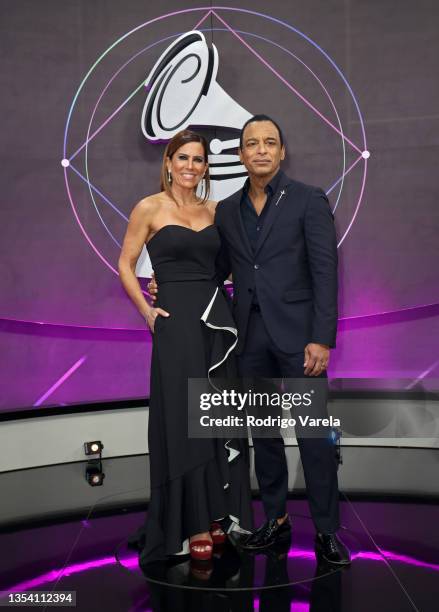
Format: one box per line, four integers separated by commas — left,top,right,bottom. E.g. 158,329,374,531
150,115,350,564
213,115,350,565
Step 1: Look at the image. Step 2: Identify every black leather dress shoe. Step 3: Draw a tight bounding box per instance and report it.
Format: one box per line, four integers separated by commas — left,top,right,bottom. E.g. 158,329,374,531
241,516,292,550
315,533,351,565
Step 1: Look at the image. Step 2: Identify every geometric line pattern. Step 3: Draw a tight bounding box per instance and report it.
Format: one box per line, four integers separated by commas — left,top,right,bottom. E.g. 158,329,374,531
63,6,369,273
76,26,351,246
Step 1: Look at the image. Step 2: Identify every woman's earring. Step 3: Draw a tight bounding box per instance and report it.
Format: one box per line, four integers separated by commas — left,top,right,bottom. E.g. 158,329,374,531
167,170,172,183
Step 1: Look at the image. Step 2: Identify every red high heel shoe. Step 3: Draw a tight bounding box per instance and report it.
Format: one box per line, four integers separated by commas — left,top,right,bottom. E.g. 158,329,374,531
189,537,213,561
210,522,227,545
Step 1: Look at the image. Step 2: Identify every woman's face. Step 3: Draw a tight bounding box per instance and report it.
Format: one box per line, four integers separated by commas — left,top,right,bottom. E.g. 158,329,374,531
167,142,208,191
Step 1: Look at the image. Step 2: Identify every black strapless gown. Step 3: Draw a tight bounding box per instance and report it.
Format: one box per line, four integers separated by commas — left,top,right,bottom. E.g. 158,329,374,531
136,224,252,564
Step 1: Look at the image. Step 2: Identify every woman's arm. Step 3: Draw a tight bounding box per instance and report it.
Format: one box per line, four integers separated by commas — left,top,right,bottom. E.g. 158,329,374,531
118,198,169,331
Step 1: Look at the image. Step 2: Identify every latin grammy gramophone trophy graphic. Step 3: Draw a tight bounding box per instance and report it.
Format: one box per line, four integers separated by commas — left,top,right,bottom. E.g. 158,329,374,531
62,8,368,283
136,30,252,277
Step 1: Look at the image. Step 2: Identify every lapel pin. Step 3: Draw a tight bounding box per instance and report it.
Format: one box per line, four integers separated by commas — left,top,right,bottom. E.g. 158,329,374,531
275,189,286,206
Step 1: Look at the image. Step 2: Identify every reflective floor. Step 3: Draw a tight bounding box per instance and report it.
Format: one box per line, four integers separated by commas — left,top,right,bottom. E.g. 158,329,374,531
1,458,438,611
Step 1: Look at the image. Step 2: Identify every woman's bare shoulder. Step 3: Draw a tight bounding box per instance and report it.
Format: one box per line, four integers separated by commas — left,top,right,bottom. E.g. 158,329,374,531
131,192,166,218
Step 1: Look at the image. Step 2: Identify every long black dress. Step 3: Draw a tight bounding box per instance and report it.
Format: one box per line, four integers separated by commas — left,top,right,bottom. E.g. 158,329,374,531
138,223,253,564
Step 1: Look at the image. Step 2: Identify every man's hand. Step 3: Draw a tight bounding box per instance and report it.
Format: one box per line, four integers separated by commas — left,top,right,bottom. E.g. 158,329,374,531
147,272,158,302
304,343,330,376
145,273,167,331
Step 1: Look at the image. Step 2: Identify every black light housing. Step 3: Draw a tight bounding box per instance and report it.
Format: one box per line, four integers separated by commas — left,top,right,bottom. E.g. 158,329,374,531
85,459,105,487
84,440,104,456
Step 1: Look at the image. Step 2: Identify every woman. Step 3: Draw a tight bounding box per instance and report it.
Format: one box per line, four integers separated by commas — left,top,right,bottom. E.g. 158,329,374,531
118,130,252,564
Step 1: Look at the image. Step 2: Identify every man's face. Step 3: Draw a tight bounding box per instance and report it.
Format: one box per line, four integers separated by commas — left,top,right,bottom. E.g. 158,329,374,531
239,121,285,178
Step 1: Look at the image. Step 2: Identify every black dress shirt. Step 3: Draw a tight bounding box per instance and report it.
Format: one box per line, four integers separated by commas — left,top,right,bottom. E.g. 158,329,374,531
240,170,283,305
240,170,284,252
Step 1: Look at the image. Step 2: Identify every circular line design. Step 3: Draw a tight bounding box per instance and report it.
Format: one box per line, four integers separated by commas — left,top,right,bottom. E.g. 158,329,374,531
210,6,368,247
63,167,119,275
83,28,347,253
226,30,348,213
64,7,367,275
213,6,367,149
63,7,367,153
83,35,185,252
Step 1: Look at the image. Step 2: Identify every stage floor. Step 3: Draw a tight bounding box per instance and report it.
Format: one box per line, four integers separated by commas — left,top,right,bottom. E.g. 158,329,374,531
1,457,437,611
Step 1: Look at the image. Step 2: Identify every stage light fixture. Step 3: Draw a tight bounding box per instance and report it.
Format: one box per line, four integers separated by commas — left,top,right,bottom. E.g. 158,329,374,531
84,440,104,456
85,459,105,487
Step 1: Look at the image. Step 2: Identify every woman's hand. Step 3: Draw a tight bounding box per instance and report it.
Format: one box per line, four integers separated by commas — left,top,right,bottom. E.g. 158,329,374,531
145,306,169,333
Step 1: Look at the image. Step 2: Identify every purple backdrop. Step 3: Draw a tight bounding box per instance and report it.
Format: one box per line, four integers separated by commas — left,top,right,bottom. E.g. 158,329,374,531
1,0,438,411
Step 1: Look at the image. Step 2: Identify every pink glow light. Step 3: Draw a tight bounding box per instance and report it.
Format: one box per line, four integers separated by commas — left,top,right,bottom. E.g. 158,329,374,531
2,301,437,333
33,356,87,406
6,545,438,595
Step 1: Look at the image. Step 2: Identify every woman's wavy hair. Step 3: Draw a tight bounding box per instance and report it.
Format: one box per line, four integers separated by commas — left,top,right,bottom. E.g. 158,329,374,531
160,130,210,203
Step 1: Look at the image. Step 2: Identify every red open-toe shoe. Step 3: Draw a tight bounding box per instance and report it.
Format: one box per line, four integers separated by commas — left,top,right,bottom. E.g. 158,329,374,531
189,538,213,561
210,522,227,545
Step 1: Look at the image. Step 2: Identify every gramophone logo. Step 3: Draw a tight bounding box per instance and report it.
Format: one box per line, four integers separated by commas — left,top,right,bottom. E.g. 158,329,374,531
141,30,251,201
135,30,253,278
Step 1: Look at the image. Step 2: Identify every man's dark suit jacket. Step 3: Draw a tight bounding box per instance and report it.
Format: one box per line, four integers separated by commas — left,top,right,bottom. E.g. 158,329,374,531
214,170,338,355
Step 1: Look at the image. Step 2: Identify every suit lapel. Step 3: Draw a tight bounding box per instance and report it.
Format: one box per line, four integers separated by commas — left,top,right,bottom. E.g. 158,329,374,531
230,190,253,258
254,175,292,257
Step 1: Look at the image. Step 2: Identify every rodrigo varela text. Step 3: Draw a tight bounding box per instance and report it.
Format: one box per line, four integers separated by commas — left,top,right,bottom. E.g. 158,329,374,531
200,414,340,428
198,390,340,429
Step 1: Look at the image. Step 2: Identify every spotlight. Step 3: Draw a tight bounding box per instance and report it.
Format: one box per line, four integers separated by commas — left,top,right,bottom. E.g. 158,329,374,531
85,459,105,487
84,440,104,456
330,428,343,467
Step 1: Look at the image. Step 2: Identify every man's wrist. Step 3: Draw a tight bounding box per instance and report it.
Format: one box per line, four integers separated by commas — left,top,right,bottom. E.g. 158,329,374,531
309,339,333,349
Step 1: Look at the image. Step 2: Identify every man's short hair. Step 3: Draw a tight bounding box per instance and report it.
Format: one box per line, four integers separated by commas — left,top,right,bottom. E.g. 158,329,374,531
239,114,284,149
